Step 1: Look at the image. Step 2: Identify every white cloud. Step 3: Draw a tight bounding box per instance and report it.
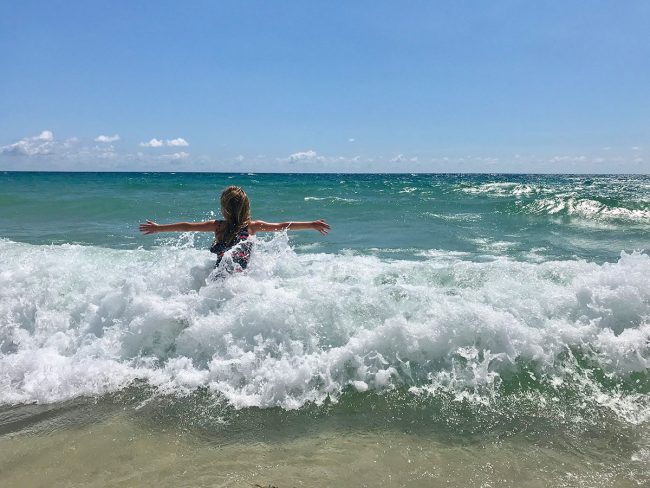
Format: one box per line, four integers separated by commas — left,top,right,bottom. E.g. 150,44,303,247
94,134,120,143
348,138,355,142
1,131,195,170
632,146,641,151
1,130,55,156
286,150,325,163
166,137,189,147
139,138,165,147
37,130,53,141
139,137,189,147
549,155,587,163
390,154,418,163
168,151,189,160
272,150,369,170
151,151,190,161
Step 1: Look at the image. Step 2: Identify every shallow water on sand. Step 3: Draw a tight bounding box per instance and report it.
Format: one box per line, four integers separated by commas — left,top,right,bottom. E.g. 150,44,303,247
1,391,649,487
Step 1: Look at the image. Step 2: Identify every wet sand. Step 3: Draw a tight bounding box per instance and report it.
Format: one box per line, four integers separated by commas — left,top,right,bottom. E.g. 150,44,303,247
1,396,648,488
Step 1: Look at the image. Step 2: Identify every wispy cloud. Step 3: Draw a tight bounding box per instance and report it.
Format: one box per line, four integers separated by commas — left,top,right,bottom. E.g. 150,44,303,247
2,129,645,173
0,130,195,170
269,150,374,172
94,134,120,143
549,155,587,163
285,150,325,163
139,137,189,148
391,154,418,163
0,130,55,156
167,151,189,160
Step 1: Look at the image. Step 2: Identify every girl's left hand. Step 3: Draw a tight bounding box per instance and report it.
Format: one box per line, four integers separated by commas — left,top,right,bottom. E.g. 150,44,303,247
312,219,331,235
139,219,160,234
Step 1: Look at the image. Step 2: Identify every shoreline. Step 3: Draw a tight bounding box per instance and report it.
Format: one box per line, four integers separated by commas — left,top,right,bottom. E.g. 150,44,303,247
2,394,648,487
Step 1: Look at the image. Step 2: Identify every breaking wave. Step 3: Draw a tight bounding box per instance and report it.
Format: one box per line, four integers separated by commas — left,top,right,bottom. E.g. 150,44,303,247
456,179,650,224
522,196,650,223
1,236,649,423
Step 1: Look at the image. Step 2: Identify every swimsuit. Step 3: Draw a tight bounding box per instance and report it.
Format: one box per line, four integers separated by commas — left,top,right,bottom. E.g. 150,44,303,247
209,225,252,270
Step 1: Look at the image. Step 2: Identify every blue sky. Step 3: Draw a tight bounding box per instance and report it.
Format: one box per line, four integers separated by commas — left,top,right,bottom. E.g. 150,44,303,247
1,1,648,173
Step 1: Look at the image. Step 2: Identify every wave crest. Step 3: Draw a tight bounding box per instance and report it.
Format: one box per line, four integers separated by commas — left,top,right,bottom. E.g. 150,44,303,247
522,196,650,223
1,238,649,421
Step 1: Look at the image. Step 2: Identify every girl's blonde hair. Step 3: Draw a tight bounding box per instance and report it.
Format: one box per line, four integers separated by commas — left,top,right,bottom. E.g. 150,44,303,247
220,186,251,244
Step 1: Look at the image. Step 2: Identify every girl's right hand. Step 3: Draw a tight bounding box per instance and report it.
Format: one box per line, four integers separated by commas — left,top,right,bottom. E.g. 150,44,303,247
139,219,160,234
312,219,331,235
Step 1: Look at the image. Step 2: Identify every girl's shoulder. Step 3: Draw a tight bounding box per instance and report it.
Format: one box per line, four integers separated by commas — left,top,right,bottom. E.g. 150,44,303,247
247,220,265,234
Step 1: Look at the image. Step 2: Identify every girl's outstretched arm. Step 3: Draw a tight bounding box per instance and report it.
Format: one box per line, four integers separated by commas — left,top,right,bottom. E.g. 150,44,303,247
250,219,330,236
139,219,217,234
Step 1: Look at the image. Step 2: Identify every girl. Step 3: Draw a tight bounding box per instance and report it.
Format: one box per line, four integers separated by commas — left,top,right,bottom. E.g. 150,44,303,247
139,185,330,270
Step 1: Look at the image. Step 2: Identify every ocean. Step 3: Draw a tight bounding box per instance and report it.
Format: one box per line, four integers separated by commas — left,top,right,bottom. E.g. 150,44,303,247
1,172,649,487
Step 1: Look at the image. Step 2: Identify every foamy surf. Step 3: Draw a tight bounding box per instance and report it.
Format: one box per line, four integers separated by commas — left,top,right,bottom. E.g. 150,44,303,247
1,236,649,424
455,177,650,224
523,196,650,223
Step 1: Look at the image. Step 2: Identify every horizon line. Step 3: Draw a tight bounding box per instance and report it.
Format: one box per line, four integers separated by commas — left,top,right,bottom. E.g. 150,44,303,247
2,170,650,176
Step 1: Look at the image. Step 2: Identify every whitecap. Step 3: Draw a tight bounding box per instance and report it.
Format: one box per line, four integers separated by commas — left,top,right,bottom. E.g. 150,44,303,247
1,237,649,421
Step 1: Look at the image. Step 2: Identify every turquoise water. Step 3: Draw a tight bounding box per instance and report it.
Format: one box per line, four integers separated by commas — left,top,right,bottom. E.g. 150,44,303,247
2,172,649,259
1,172,650,486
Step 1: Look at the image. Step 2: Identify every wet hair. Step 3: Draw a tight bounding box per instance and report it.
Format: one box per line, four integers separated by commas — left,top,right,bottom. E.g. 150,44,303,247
220,186,251,245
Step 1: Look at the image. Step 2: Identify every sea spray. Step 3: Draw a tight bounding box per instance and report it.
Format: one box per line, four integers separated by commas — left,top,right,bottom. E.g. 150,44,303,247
1,236,649,423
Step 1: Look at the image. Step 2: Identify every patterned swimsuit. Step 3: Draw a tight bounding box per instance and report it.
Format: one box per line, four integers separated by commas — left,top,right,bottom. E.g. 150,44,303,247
209,225,252,270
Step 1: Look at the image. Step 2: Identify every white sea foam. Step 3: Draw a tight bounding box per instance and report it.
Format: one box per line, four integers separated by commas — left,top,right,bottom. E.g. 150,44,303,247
1,237,649,419
304,196,358,203
468,237,515,252
457,179,650,224
460,182,550,197
424,212,481,222
525,197,650,223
